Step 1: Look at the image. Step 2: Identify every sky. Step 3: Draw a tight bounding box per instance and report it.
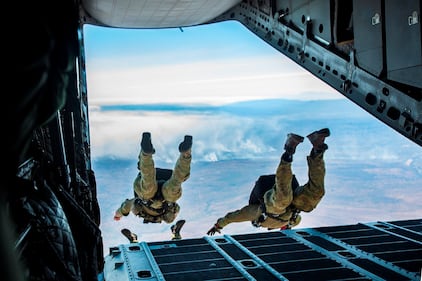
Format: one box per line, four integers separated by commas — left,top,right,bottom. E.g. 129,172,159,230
84,21,340,107
82,21,421,253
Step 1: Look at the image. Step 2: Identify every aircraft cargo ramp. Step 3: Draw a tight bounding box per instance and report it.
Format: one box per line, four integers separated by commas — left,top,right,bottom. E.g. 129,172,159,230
103,219,422,281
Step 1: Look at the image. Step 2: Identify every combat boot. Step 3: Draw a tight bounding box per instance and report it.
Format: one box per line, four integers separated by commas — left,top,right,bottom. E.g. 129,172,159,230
307,128,330,152
141,132,155,154
178,135,192,153
121,228,138,243
171,219,186,240
284,133,304,155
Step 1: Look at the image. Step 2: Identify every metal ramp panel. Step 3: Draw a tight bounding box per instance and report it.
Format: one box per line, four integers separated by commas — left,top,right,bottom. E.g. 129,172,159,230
103,219,422,281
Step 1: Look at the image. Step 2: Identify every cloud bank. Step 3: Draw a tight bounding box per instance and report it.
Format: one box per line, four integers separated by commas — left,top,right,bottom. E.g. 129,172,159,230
90,99,422,252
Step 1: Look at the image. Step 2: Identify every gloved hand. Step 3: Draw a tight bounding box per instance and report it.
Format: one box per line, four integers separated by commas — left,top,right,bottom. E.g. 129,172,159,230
207,223,222,236
114,210,124,221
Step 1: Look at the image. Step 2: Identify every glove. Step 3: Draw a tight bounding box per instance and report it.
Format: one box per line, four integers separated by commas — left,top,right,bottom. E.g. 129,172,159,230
207,223,222,236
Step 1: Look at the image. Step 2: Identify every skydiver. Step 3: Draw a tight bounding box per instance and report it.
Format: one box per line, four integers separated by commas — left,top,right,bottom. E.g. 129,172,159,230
114,132,192,224
207,128,330,235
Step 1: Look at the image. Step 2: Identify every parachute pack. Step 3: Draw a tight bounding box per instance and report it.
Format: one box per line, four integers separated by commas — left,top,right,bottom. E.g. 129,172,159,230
248,174,299,205
133,168,173,199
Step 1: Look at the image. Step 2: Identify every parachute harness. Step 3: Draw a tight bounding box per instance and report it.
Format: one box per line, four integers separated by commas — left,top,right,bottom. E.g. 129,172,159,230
252,203,300,228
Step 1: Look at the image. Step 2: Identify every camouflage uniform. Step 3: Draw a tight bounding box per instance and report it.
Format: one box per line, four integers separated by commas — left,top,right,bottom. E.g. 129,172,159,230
215,152,324,230
209,129,330,234
116,147,191,224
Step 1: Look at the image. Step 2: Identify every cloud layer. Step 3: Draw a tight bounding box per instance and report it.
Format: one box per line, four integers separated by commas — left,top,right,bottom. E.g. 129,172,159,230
90,99,422,252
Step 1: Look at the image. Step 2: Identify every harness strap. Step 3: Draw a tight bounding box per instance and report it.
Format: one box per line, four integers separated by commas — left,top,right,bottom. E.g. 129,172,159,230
261,202,286,219
252,203,300,227
134,197,173,215
290,207,300,222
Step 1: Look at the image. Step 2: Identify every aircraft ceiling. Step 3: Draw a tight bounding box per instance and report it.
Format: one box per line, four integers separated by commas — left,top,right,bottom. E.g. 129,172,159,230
80,0,242,28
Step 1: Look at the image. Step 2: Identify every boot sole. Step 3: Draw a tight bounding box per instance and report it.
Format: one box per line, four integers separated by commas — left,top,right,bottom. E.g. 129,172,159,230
172,219,186,234
307,128,330,138
121,228,138,243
